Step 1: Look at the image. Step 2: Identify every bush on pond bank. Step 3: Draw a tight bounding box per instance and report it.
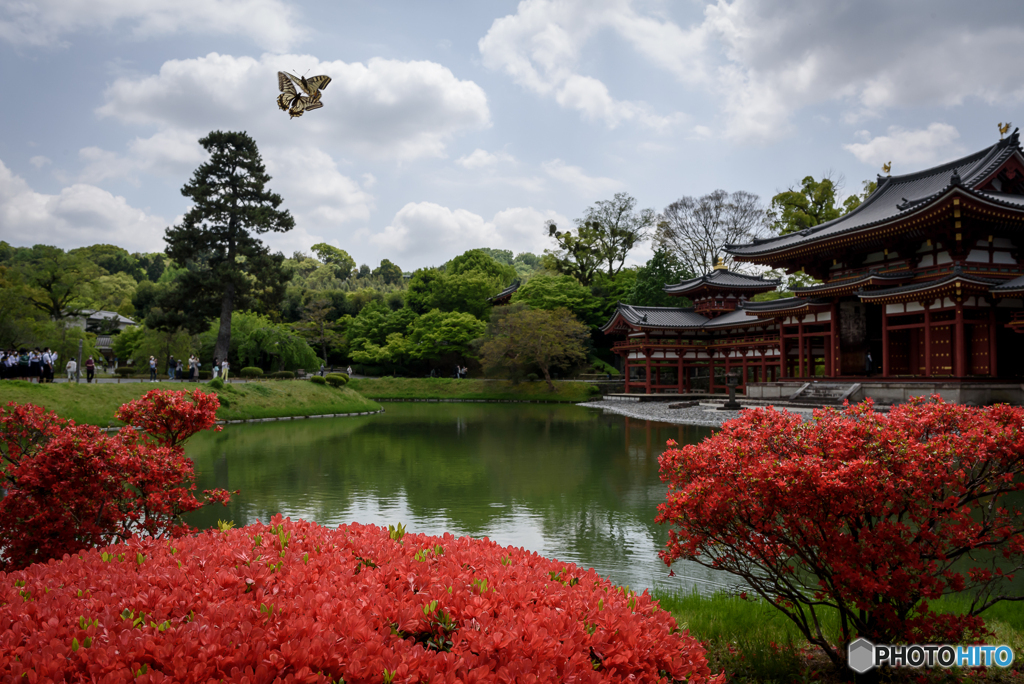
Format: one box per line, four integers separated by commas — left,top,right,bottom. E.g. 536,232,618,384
657,396,1024,673
0,517,720,683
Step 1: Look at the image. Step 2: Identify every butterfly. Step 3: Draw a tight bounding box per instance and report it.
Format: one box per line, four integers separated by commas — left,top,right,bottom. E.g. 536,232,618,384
277,71,331,118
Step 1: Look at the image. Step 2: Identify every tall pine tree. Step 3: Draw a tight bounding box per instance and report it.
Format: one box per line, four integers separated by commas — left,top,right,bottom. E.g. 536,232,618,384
164,131,294,366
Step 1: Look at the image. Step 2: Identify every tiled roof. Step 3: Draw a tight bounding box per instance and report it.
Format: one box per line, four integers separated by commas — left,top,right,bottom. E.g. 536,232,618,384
600,304,708,333
487,280,520,303
702,307,767,329
857,272,1002,300
663,269,780,295
991,274,1024,292
793,271,913,296
726,130,1024,259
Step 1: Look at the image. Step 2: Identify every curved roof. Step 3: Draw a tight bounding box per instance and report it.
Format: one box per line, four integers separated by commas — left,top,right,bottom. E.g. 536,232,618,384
663,268,780,296
726,130,1024,260
600,304,708,333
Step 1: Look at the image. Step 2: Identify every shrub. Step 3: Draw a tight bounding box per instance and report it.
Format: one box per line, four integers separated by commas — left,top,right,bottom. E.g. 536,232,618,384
271,370,295,380
206,377,225,390
526,373,539,382
325,373,350,388
198,370,211,380
588,384,602,395
0,518,717,683
239,366,264,379
114,366,135,377
0,390,231,572
657,396,1024,672
309,375,327,385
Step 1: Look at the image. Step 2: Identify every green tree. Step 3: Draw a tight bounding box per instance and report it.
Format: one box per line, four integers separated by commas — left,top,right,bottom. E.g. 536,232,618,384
16,245,99,320
164,131,295,363
510,274,603,326
70,244,143,281
545,193,654,284
768,176,845,236
292,295,344,362
233,314,319,371
477,248,514,265
841,179,879,214
446,249,516,284
407,309,486,363
310,243,356,279
479,305,589,390
629,249,693,308
372,259,404,285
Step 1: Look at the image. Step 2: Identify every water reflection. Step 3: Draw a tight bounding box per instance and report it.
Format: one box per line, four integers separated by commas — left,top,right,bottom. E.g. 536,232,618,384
183,403,742,593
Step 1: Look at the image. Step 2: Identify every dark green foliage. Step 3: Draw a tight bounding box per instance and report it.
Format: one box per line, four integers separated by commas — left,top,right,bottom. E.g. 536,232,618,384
163,131,295,363
325,373,350,388
239,367,264,378
372,259,403,285
207,377,225,390
309,375,327,385
114,367,136,377
628,248,693,308
310,243,356,279
270,370,295,379
510,274,603,326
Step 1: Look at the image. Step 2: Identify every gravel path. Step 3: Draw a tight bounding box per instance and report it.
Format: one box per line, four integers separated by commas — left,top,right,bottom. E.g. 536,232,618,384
577,399,815,428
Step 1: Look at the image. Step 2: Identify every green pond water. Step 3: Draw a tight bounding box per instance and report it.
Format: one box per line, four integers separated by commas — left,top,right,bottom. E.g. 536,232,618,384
183,402,737,593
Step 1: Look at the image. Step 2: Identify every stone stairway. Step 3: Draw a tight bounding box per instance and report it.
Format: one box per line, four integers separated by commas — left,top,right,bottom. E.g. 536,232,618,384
787,381,861,405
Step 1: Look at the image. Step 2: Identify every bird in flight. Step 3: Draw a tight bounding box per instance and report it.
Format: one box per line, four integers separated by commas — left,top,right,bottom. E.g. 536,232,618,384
277,71,331,119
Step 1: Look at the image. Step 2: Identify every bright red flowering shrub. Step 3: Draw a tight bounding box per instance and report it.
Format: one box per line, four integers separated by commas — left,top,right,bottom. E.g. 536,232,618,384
0,517,720,684
656,396,1024,671
0,389,231,572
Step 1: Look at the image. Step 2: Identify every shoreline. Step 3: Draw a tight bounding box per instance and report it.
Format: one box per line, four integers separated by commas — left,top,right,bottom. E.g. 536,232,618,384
577,399,817,428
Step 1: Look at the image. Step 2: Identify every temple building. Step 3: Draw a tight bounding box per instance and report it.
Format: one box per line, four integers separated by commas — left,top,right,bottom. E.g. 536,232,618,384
603,129,1024,403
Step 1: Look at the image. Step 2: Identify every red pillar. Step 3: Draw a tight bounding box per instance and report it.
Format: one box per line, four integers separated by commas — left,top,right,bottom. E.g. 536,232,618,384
924,307,932,378
798,320,806,378
831,302,840,377
882,310,890,378
779,329,787,379
954,301,966,378
989,307,998,377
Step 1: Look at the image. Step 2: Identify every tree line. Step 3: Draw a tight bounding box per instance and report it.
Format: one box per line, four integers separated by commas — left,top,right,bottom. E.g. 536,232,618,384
0,130,876,384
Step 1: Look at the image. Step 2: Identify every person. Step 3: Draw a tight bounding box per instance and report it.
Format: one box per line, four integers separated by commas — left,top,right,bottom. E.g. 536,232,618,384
168,355,176,380
319,362,325,377
346,365,352,376
66,358,77,381
29,348,41,383
195,357,201,381
222,359,230,382
85,356,95,383
213,358,220,379
42,348,55,383
149,356,158,382
864,350,873,376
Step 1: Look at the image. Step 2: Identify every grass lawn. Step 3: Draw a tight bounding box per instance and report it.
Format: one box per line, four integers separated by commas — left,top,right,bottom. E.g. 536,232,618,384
652,589,1024,683
0,380,381,426
347,377,600,402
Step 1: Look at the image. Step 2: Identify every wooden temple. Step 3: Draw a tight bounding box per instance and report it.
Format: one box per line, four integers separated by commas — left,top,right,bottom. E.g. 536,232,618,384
603,129,1024,397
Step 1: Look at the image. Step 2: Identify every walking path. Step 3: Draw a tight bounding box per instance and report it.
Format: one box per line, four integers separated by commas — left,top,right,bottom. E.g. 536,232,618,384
578,399,816,428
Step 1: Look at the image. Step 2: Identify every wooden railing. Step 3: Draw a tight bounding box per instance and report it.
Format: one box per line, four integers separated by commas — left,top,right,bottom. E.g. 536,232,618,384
612,335,777,351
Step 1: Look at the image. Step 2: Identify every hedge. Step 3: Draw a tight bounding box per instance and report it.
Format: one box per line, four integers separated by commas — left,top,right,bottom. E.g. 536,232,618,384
114,367,136,377
271,370,295,380
239,367,264,379
325,373,350,388
309,375,327,385
0,518,717,683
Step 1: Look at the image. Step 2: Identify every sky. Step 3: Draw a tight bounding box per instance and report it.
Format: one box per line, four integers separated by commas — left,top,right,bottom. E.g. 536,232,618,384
1,0,1022,271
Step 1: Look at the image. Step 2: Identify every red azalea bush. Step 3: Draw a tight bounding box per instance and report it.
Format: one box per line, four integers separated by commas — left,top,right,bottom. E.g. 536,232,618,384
0,389,231,572
656,396,1024,671
0,517,720,684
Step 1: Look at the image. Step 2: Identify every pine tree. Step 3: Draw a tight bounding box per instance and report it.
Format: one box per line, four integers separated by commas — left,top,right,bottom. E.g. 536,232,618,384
164,131,295,365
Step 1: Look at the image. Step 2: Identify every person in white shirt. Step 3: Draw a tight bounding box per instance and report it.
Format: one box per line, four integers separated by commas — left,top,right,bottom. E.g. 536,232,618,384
66,359,77,380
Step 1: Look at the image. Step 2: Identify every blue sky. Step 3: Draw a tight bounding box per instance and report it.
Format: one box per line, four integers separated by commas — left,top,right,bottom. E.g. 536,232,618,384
1,0,1022,270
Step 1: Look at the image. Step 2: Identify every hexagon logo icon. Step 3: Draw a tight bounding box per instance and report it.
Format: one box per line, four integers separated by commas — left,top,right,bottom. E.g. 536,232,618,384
848,638,875,674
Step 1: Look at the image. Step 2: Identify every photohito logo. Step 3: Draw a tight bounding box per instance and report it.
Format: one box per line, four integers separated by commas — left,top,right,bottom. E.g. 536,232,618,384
848,638,1015,673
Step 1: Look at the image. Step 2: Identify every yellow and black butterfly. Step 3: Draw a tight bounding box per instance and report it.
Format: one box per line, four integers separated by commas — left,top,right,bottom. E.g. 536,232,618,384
277,71,331,118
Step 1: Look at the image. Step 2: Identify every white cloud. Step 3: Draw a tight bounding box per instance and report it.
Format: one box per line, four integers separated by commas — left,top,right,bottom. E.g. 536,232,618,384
366,202,567,266
97,53,491,162
0,0,302,51
264,147,374,229
78,129,207,184
479,0,688,129
456,148,515,170
481,0,1024,142
542,159,622,197
0,159,166,252
29,156,51,169
843,123,965,168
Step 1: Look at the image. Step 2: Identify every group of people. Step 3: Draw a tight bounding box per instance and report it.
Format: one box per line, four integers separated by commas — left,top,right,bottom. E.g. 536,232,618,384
159,355,229,382
0,349,103,383
1,348,60,382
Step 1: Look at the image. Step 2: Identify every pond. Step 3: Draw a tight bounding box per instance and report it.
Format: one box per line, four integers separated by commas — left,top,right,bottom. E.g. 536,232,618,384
183,402,738,594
